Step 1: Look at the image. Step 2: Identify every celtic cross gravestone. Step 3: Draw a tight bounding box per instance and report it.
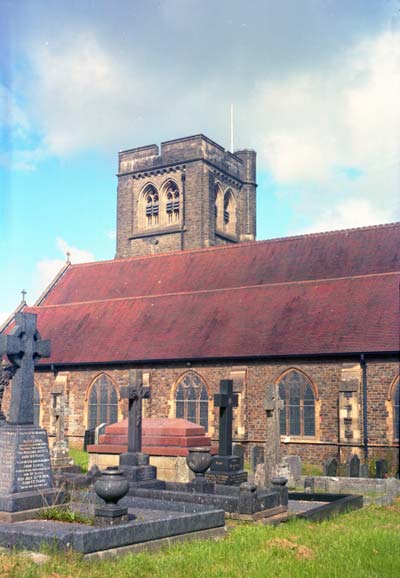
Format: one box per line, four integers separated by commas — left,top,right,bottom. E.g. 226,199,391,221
0,312,61,520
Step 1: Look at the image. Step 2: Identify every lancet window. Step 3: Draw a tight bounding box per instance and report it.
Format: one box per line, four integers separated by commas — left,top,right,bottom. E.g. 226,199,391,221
175,372,209,430
88,374,118,430
278,370,316,437
165,183,180,223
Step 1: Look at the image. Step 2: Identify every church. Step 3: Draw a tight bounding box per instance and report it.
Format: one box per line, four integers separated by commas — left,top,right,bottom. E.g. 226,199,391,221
2,134,400,470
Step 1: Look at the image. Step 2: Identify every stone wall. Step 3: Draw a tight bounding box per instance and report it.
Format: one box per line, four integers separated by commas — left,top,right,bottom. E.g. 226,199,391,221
2,356,397,468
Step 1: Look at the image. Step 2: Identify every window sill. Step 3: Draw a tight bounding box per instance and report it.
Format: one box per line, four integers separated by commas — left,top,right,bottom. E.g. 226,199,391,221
215,229,238,243
130,225,186,239
281,436,319,444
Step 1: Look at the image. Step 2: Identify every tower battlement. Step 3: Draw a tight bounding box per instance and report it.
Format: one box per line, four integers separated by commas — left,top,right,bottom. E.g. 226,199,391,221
116,134,257,258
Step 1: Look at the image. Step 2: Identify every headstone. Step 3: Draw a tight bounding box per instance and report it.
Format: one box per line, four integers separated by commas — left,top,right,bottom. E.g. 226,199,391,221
375,459,388,479
83,428,96,451
206,380,247,485
50,384,74,470
324,456,339,477
285,455,302,482
119,369,162,488
304,476,315,493
232,444,245,470
263,383,284,485
250,446,265,472
346,454,360,478
0,361,15,422
0,312,61,519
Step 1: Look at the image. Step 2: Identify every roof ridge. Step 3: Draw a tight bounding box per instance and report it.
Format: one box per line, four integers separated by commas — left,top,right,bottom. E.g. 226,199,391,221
67,221,400,269
31,270,400,310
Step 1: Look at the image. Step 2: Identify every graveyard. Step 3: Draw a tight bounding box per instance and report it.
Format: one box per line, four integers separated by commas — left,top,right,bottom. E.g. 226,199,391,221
0,310,397,575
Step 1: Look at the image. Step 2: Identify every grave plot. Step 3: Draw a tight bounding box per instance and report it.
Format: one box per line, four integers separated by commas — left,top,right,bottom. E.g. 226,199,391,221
0,314,226,555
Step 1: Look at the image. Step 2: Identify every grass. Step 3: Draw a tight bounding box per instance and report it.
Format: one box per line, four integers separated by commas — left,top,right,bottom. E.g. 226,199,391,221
38,506,94,525
69,448,89,472
1,500,400,577
302,462,323,476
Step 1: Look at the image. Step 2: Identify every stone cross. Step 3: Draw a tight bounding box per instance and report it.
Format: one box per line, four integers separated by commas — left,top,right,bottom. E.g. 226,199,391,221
263,383,284,484
51,392,64,443
214,379,238,456
0,312,50,425
120,369,149,453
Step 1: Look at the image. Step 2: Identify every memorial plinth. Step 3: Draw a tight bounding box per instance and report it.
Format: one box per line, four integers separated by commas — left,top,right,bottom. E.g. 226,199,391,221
88,418,217,482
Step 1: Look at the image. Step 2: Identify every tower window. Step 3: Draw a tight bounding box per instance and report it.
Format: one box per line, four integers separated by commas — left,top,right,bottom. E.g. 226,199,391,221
166,184,180,223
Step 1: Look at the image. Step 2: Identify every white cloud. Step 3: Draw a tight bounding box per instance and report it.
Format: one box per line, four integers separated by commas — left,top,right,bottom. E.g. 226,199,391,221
33,238,94,302
302,198,393,234
106,230,116,240
247,29,400,229
27,34,155,156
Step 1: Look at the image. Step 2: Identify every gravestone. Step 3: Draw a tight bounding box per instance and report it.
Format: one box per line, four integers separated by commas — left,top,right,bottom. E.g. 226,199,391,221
347,454,360,478
285,455,302,482
83,428,96,451
263,383,284,484
119,369,163,487
50,383,74,470
233,444,245,470
0,360,15,422
324,456,339,477
250,446,265,472
206,380,247,485
375,459,388,479
0,312,61,520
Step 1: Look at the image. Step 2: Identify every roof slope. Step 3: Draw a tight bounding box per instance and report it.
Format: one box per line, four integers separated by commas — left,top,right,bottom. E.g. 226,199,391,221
41,223,400,305
23,222,400,365
29,272,400,364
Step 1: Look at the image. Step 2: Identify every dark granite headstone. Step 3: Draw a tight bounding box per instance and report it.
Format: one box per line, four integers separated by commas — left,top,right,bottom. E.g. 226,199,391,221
347,454,360,478
0,312,61,518
232,444,245,470
119,370,162,488
206,380,247,486
375,459,388,479
324,457,339,477
83,428,96,451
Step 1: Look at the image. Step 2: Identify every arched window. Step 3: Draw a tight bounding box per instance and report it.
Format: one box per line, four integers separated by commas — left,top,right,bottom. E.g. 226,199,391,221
215,183,223,230
175,372,209,430
278,370,316,437
88,374,118,430
33,384,40,426
393,377,400,440
223,189,236,236
142,184,159,227
165,182,180,223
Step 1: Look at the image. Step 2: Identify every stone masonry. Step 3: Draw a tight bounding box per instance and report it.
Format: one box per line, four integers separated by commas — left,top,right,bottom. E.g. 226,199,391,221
116,134,257,258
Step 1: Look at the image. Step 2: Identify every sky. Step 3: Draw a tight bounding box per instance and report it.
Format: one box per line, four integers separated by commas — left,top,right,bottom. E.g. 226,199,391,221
1,0,400,324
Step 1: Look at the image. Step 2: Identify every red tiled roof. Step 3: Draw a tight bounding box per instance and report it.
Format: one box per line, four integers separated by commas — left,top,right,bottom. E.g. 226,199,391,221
41,222,400,306
28,272,400,365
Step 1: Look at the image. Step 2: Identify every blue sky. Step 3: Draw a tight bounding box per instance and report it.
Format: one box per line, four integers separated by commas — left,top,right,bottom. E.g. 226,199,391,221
1,0,400,323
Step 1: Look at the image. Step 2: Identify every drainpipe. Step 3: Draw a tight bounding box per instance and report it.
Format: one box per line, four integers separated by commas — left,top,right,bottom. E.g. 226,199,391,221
360,353,368,461
180,172,186,251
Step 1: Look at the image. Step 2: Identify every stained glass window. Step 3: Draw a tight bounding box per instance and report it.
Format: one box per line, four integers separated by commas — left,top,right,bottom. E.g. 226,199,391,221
175,372,209,430
88,374,118,430
278,370,316,437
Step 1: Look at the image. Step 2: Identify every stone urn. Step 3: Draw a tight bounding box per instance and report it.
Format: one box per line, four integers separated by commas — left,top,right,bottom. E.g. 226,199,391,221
186,447,213,478
94,467,129,506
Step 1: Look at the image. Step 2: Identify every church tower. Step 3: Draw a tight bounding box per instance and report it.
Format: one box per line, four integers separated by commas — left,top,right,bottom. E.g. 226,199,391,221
116,134,257,258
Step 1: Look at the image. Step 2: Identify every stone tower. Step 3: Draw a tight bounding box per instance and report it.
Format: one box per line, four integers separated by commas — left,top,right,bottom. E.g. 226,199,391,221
116,134,257,258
